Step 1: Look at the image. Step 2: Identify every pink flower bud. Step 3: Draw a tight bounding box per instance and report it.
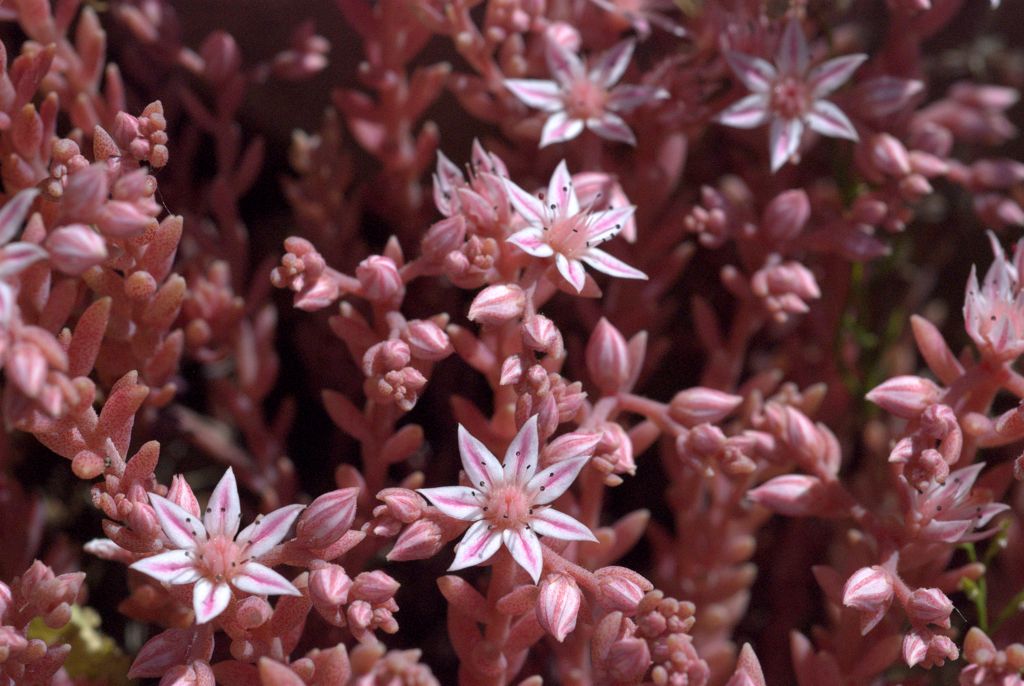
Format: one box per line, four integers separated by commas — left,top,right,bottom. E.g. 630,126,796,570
747,474,828,517
309,564,352,606
537,574,581,642
356,255,403,303
347,599,373,629
387,519,444,561
586,318,630,395
362,340,411,376
377,488,423,523
669,387,743,426
903,629,958,669
842,566,893,634
45,223,107,275
607,637,652,682
199,31,242,84
869,133,911,177
352,571,399,604
906,588,953,629
96,200,153,238
544,430,603,463
296,488,359,549
420,215,466,262
595,567,652,614
403,319,452,360
761,189,810,242
61,165,109,221
467,284,526,326
866,376,942,419
522,314,564,357
235,596,273,630
500,355,524,386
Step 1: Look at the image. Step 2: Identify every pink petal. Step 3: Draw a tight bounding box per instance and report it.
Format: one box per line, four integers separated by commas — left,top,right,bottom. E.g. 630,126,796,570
458,424,503,490
587,112,637,145
504,415,540,486
527,455,590,504
149,493,205,549
236,504,304,558
502,527,543,583
530,508,598,542
723,51,776,93
769,117,804,173
540,111,585,148
607,84,668,112
417,486,485,520
193,578,232,624
0,188,38,245
555,254,587,293
204,468,241,538
580,247,647,280
717,93,771,129
449,520,502,571
502,177,546,225
0,242,47,278
586,205,635,243
589,39,634,88
547,160,579,216
504,79,565,112
544,37,585,87
808,54,867,98
129,550,201,585
807,100,858,141
508,228,555,258
232,561,301,596
776,19,809,75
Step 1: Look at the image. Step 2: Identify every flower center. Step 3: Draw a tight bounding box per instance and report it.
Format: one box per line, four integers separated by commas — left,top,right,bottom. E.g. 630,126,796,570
566,79,609,120
771,76,809,120
196,535,245,583
545,213,590,259
484,485,531,529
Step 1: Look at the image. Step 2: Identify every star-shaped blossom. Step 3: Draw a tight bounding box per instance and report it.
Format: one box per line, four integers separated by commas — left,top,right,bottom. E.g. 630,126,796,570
130,468,304,624
717,19,866,172
505,38,668,148
964,233,1024,362
418,416,597,583
504,160,647,292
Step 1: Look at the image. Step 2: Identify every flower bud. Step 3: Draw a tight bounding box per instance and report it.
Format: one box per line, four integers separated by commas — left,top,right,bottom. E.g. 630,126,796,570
309,564,352,606
747,474,829,517
421,215,466,261
296,488,359,549
842,566,893,634
403,319,452,360
586,318,630,395
352,571,400,604
870,133,911,177
669,387,743,426
167,474,202,517
377,488,423,523
761,189,809,243
906,588,953,629
500,355,524,386
356,255,403,303
45,224,107,275
537,574,581,642
522,314,564,357
387,519,444,561
608,638,652,682
866,376,942,419
468,284,526,326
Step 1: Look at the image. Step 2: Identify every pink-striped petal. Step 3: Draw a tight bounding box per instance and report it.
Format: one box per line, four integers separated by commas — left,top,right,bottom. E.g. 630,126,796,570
204,468,241,538
417,486,485,521
808,54,867,98
450,520,502,571
504,79,565,112
0,188,39,245
807,100,858,141
129,550,201,585
530,507,598,542
776,19,809,75
589,39,635,88
540,111,585,148
193,578,232,624
717,93,771,129
555,254,587,293
547,160,579,216
232,561,301,596
236,504,304,558
0,242,47,278
504,415,540,486
503,177,546,225
580,247,648,280
607,84,669,112
769,117,804,172
508,228,555,257
502,526,543,583
587,112,637,145
149,493,204,550
723,51,776,93
458,424,503,490
586,205,635,243
544,37,585,87
527,455,590,504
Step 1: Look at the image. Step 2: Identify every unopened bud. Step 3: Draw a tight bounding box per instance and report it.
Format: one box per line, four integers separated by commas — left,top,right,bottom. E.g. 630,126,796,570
356,256,403,303
669,387,742,426
45,224,107,275
352,571,400,604
842,566,893,635
296,488,359,549
537,574,581,642
866,376,942,419
468,284,526,326
310,564,352,606
586,318,630,395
